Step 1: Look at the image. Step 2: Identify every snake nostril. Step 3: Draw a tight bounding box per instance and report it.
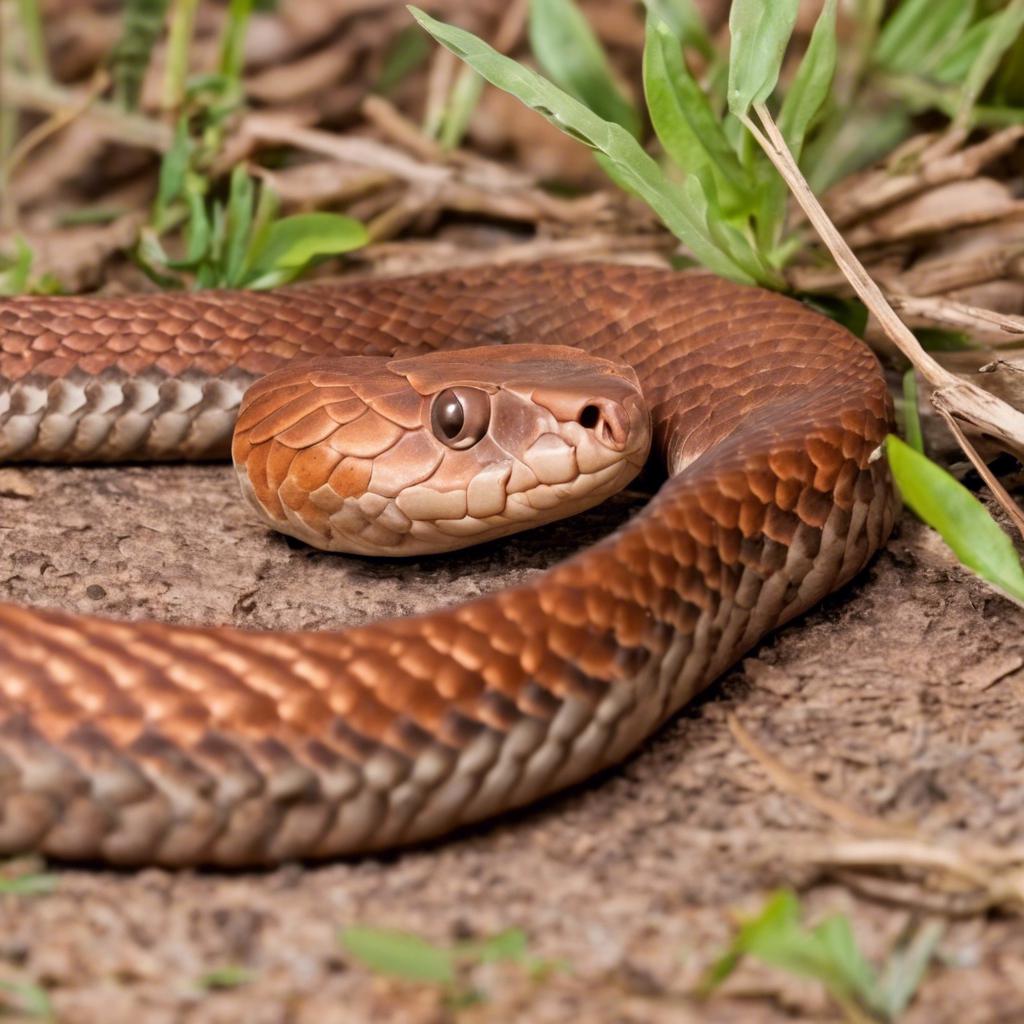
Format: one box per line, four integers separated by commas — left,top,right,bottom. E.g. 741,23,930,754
578,400,629,450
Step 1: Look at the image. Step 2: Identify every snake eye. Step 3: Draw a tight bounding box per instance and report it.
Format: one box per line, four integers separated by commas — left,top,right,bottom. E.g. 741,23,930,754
430,387,490,449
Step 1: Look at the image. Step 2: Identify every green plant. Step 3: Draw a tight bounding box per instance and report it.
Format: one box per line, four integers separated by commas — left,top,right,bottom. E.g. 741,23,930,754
0,979,52,1020
109,0,171,110
702,891,943,1023
887,434,1024,605
0,871,57,896
138,162,367,290
129,0,366,290
412,1,1024,285
196,965,254,990
0,237,61,296
340,925,559,1007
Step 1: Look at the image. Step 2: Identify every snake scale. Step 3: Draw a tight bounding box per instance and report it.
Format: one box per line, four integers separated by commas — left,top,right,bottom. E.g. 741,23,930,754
0,263,895,865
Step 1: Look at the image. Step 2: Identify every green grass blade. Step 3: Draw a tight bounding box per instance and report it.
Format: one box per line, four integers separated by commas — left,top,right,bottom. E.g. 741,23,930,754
643,13,751,215
727,0,799,116
341,926,455,984
455,928,529,964
777,0,837,163
873,920,943,1019
178,180,212,268
16,0,49,78
244,213,366,275
901,369,924,454
438,68,485,150
110,0,170,110
224,167,255,287
0,979,52,1019
886,434,1024,603
875,0,975,75
529,0,641,136
196,966,254,990
164,0,199,111
375,25,432,95
0,872,57,896
714,892,878,1010
219,0,254,82
0,237,34,295
956,0,1024,126
153,118,191,231
933,12,1004,85
410,6,768,285
643,0,714,59
809,915,877,1005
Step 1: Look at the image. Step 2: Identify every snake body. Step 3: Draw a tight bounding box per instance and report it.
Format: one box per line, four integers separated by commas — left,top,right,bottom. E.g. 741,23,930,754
0,263,895,865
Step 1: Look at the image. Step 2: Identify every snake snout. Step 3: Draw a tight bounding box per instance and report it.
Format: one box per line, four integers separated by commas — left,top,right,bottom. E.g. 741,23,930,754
576,396,630,451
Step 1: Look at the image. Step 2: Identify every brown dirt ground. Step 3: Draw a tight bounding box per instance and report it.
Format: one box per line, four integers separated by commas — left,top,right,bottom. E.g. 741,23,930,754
0,457,1022,1024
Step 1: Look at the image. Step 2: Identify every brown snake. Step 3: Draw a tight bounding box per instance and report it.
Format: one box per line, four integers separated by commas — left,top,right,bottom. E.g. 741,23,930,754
0,262,895,866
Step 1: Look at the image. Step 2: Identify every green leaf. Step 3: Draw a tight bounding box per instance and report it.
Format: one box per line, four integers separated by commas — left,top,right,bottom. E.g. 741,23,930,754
410,6,775,286
219,0,254,82
886,434,1024,603
376,24,432,95
643,0,714,59
0,873,57,896
0,979,52,1019
154,117,191,230
438,68,485,150
808,915,876,1003
197,965,254,990
243,212,367,287
901,369,924,454
242,181,281,273
530,0,641,137
875,0,975,75
956,0,1024,124
0,237,34,295
57,207,126,227
777,0,837,164
727,0,799,116
110,0,170,110
801,295,868,338
700,892,879,1010
224,166,256,287
914,327,975,352
933,12,1005,85
134,227,183,289
341,927,455,984
803,103,912,193
873,920,943,1019
456,928,529,963
643,13,751,215
169,177,212,269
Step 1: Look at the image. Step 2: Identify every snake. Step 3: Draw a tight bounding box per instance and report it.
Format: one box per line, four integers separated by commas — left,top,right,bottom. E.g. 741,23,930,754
0,262,896,866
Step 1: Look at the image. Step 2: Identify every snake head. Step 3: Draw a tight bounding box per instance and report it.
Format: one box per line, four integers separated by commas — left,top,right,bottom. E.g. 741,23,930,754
232,344,651,555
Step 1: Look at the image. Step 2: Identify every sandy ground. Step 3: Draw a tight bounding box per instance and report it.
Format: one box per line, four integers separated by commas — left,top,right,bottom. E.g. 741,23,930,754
0,461,1022,1023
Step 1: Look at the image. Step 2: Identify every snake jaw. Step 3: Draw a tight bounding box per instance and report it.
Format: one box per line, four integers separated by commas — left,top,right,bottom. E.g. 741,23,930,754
232,344,650,557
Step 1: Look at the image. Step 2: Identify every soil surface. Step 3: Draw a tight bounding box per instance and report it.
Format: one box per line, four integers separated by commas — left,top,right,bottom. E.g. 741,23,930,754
0,461,1022,1024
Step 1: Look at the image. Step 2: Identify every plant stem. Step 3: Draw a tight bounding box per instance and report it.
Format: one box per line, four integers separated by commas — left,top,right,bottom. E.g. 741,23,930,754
164,0,199,112
15,0,48,79
219,0,254,81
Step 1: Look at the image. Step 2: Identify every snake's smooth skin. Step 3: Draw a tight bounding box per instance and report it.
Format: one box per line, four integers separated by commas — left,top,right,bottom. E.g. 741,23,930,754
0,263,895,865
